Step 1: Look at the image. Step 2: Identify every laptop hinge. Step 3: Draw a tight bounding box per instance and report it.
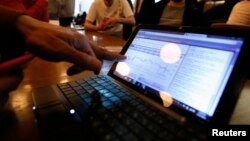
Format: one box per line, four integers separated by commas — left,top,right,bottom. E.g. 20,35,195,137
112,79,186,123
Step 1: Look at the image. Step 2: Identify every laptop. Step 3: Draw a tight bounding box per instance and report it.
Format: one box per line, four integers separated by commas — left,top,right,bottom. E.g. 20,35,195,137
32,25,249,141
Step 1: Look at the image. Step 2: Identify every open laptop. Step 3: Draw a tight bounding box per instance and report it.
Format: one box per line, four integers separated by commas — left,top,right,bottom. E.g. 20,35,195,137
32,25,249,141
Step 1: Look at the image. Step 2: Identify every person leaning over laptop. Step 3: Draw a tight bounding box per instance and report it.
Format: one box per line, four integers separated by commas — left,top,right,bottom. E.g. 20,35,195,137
84,0,136,38
0,5,126,107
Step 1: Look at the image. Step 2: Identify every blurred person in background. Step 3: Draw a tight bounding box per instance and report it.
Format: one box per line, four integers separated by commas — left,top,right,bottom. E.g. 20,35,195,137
135,0,204,27
202,0,240,27
84,0,136,38
48,0,75,19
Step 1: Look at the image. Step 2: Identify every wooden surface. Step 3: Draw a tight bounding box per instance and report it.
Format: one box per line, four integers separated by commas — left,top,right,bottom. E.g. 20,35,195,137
1,28,250,141
0,30,125,141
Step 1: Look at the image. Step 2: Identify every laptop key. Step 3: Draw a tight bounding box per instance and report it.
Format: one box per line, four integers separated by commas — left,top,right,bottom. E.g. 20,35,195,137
72,86,82,91
84,86,95,94
63,90,76,96
158,131,175,141
102,133,120,141
109,88,120,93
121,133,140,141
114,125,129,136
67,95,89,116
58,83,70,89
75,89,87,95
58,76,209,141
60,87,72,92
68,81,79,87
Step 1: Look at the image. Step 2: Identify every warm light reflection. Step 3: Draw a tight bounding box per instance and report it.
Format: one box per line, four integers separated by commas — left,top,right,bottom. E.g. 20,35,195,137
159,91,173,107
160,43,181,64
116,62,130,76
77,30,84,34
9,84,32,112
23,84,32,90
59,78,70,83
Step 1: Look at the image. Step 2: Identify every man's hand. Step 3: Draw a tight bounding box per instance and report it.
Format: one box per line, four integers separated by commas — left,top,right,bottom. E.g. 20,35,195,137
98,18,116,31
16,15,126,75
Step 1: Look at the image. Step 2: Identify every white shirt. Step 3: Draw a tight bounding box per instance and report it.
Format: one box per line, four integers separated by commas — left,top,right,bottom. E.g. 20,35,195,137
86,0,134,36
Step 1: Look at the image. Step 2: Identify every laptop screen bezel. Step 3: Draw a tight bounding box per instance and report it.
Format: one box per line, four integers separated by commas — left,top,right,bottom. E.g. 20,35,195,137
108,24,249,125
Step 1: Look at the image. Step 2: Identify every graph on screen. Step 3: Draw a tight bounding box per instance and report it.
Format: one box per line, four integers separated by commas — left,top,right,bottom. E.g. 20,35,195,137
116,37,234,114
120,40,189,91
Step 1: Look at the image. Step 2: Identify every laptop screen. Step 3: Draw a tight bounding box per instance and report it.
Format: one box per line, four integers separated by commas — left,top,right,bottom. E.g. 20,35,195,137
110,26,244,121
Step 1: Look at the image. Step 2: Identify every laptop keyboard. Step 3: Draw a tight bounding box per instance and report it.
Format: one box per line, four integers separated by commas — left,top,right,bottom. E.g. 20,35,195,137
57,75,208,141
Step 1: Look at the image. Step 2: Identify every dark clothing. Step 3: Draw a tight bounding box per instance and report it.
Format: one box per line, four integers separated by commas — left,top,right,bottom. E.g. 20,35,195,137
135,0,205,26
0,6,26,63
202,0,240,27
123,0,134,40
135,0,156,25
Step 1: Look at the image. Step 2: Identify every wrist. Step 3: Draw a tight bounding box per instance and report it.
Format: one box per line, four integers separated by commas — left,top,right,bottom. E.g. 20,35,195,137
96,25,103,31
15,15,31,35
115,18,122,24
15,15,42,53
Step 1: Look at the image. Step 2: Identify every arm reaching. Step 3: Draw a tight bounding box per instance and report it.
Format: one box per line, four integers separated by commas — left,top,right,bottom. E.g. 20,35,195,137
16,15,126,74
0,5,126,95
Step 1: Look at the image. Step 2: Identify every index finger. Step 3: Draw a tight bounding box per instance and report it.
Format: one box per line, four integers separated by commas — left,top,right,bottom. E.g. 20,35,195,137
66,49,102,74
102,50,127,62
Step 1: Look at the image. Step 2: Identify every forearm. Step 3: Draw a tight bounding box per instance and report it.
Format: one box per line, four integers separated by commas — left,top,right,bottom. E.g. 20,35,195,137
116,16,136,25
84,21,100,31
15,15,38,40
